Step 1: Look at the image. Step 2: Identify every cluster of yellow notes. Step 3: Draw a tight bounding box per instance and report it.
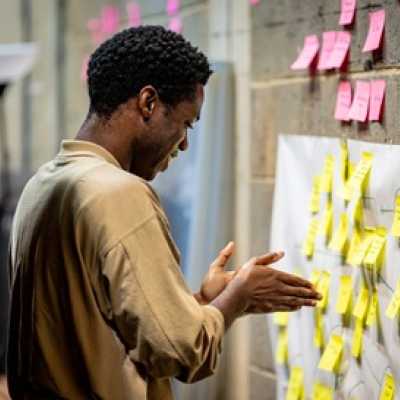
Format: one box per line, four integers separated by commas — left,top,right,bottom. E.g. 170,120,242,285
275,141,400,400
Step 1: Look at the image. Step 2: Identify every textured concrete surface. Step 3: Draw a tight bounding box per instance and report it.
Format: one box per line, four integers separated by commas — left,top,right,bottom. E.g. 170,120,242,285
248,1,400,398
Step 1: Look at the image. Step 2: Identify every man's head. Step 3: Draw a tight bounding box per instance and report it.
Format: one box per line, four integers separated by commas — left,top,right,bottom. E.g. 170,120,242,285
86,25,212,180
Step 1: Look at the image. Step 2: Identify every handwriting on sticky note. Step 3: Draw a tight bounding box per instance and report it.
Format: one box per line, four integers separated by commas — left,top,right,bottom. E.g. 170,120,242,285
329,213,348,254
379,372,395,400
336,275,353,315
391,196,400,237
335,81,352,121
369,80,386,121
127,2,141,27
318,32,337,70
303,217,319,258
286,367,304,400
341,151,373,201
309,176,321,213
386,280,400,319
167,0,181,16
348,81,371,122
351,318,363,358
318,334,343,372
340,0,357,25
291,35,319,70
320,202,333,238
312,382,333,400
327,31,351,69
353,287,370,319
366,290,379,326
363,9,385,52
168,16,183,33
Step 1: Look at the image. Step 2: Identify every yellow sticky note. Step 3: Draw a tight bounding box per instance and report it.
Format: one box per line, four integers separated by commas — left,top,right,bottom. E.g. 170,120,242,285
318,334,343,373
309,176,321,214
385,280,400,319
286,366,304,400
346,228,362,266
310,269,322,286
320,202,333,239
391,195,400,237
379,372,395,400
320,155,335,193
314,309,324,348
341,152,373,201
303,218,319,258
351,318,363,358
274,312,289,326
352,196,363,226
336,275,353,315
329,213,348,254
349,232,374,267
353,287,370,320
276,329,288,365
340,139,349,184
366,290,379,326
312,382,333,400
317,271,331,311
364,228,386,270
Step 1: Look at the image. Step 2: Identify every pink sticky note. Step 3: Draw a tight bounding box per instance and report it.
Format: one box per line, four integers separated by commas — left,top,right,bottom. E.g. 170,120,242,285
317,31,337,70
249,0,260,5
290,35,319,70
101,5,120,35
326,31,351,69
362,9,385,52
127,2,141,27
339,0,357,26
167,0,180,16
348,81,371,122
369,80,386,121
168,16,183,33
334,81,352,121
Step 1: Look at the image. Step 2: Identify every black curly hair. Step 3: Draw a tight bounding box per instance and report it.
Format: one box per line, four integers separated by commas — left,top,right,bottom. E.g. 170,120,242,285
87,25,212,118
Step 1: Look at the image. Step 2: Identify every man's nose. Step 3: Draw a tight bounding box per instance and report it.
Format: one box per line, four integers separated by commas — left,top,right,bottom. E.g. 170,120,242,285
179,134,188,151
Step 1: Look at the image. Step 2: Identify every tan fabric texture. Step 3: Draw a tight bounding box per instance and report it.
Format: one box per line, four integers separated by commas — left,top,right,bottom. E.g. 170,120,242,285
7,140,225,400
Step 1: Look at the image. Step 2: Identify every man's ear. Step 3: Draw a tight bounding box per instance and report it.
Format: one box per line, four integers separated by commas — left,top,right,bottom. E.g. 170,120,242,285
138,85,159,122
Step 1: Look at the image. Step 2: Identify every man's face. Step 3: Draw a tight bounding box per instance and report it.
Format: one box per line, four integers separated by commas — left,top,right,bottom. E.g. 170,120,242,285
129,84,204,180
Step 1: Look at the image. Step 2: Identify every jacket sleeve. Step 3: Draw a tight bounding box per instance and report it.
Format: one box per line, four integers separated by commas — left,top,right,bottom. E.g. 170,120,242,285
100,213,225,383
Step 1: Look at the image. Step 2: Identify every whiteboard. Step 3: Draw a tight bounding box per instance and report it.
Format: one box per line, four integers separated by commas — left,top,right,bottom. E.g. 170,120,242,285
269,134,400,400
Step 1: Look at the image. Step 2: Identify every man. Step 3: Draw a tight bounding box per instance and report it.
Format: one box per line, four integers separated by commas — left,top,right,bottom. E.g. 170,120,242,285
7,26,320,399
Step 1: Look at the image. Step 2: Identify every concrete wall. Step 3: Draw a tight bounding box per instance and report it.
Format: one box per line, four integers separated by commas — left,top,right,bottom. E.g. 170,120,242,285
248,1,400,399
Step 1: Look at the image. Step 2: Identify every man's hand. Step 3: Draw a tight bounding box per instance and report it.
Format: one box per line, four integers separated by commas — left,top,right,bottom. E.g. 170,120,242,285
195,242,236,305
211,251,322,329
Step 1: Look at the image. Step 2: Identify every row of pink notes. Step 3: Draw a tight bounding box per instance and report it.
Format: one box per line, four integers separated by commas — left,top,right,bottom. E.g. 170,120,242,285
169,16,183,33
340,0,357,26
362,9,385,52
318,31,351,70
291,35,319,70
335,80,386,122
101,5,120,35
126,2,141,27
249,0,261,5
167,0,181,16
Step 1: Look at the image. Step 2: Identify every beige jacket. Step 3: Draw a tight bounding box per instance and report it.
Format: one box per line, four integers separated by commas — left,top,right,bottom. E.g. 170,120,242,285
7,140,224,399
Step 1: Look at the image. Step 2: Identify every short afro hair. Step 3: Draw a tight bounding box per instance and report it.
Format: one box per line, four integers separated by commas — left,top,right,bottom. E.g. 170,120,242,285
87,25,212,118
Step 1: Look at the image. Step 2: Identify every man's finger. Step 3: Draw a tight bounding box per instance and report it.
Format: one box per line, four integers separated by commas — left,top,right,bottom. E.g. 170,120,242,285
271,296,317,308
278,284,322,300
255,251,285,266
210,241,235,269
278,271,314,289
